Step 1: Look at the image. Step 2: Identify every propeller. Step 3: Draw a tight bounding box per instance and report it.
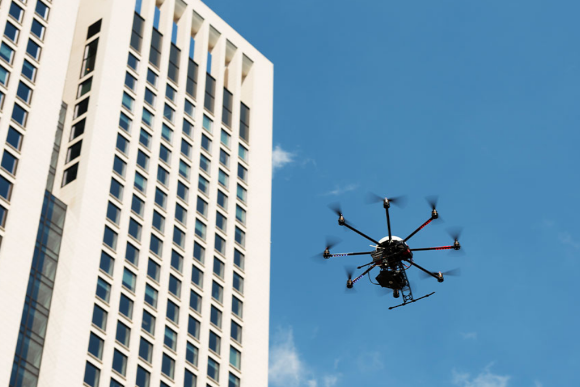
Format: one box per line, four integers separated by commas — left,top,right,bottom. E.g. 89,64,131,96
426,195,438,211
419,267,462,279
345,265,356,291
376,286,393,297
366,192,408,207
447,227,465,254
328,202,343,217
312,236,342,260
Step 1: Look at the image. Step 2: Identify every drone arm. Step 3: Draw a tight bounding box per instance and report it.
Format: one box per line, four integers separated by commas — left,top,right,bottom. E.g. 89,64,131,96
410,246,455,251
385,207,393,242
403,217,435,243
404,260,440,281
352,263,378,285
341,222,380,245
326,251,374,258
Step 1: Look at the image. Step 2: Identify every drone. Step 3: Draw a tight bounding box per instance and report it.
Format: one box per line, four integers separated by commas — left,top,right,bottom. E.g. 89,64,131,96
321,194,462,310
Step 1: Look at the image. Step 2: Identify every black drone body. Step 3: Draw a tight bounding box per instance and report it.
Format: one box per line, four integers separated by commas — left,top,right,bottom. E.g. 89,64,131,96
324,196,462,310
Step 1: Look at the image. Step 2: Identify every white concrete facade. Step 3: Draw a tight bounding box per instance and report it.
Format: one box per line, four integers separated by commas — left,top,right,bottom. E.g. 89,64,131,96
0,1,273,387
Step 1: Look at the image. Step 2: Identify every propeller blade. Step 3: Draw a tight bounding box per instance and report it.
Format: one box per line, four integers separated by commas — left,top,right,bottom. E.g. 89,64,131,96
365,192,408,207
344,265,357,292
365,192,384,204
389,195,408,208
419,268,462,279
328,202,343,216
447,227,463,242
376,286,393,297
311,236,342,261
426,195,438,210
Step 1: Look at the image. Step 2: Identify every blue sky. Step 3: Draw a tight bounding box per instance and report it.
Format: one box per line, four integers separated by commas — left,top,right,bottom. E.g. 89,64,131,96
206,1,580,386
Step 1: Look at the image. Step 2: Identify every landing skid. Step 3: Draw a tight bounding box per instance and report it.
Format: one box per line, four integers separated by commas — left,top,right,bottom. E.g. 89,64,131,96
389,292,435,310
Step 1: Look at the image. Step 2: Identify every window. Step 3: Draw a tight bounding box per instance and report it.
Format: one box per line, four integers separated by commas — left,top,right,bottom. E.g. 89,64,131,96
212,281,223,303
166,84,176,101
183,119,193,137
103,225,118,250
202,114,213,133
119,112,132,132
205,73,215,112
240,102,250,142
186,343,199,367
144,284,158,308
190,290,201,313
83,362,100,387
207,357,219,382
200,154,210,174
136,366,150,387
150,29,162,68
106,201,121,224
139,128,152,148
179,160,190,180
166,299,179,323
119,293,134,319
237,184,247,202
122,92,134,112
233,272,244,294
134,171,147,192
122,268,137,292
164,103,175,123
215,234,225,255
96,277,111,302
210,305,222,328
164,326,177,350
100,251,114,276
217,190,228,209
237,163,248,182
87,19,102,39
22,60,37,82
9,2,24,23
12,103,28,126
139,337,153,363
173,226,185,248
125,72,136,91
177,180,189,202
157,165,169,186
113,155,126,177
232,296,243,318
142,310,155,335
92,304,108,330
0,175,12,201
35,1,50,20
1,151,18,175
235,227,245,247
126,242,139,266
188,315,200,339
116,135,129,155
161,123,173,143
198,175,209,194
196,197,208,217
186,59,198,98
142,107,154,127
216,212,227,232
4,22,19,43
213,257,225,278
154,187,167,209
6,127,23,150
128,52,139,71
0,43,15,64
130,13,144,52
221,129,231,148
168,274,181,298
146,68,158,87
229,373,241,387
0,65,9,87
147,259,160,281
184,99,195,117
234,249,244,270
195,219,206,240
191,264,203,287
31,19,46,40
162,353,175,379
181,139,192,159
152,210,165,232
218,169,229,189
144,88,156,106
168,43,180,82
175,203,187,225
222,88,233,127
137,149,149,171
150,233,163,256
230,346,241,369
112,349,127,376
171,250,183,272
201,134,212,153
131,194,144,216
159,144,171,164
88,332,104,359
236,205,246,224
74,97,90,119
193,241,205,263
110,178,123,200
209,330,221,355
111,379,123,387
81,39,99,77
231,321,242,343
116,321,131,347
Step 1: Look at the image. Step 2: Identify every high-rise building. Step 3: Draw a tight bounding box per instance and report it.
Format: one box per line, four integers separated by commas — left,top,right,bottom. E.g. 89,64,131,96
0,1,273,387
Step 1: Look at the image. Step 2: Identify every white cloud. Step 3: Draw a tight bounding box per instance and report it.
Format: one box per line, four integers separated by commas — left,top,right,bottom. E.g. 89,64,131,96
460,332,478,340
356,351,384,372
452,365,510,387
323,375,338,387
272,145,295,173
322,184,359,197
558,232,580,250
533,381,543,387
269,327,304,387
